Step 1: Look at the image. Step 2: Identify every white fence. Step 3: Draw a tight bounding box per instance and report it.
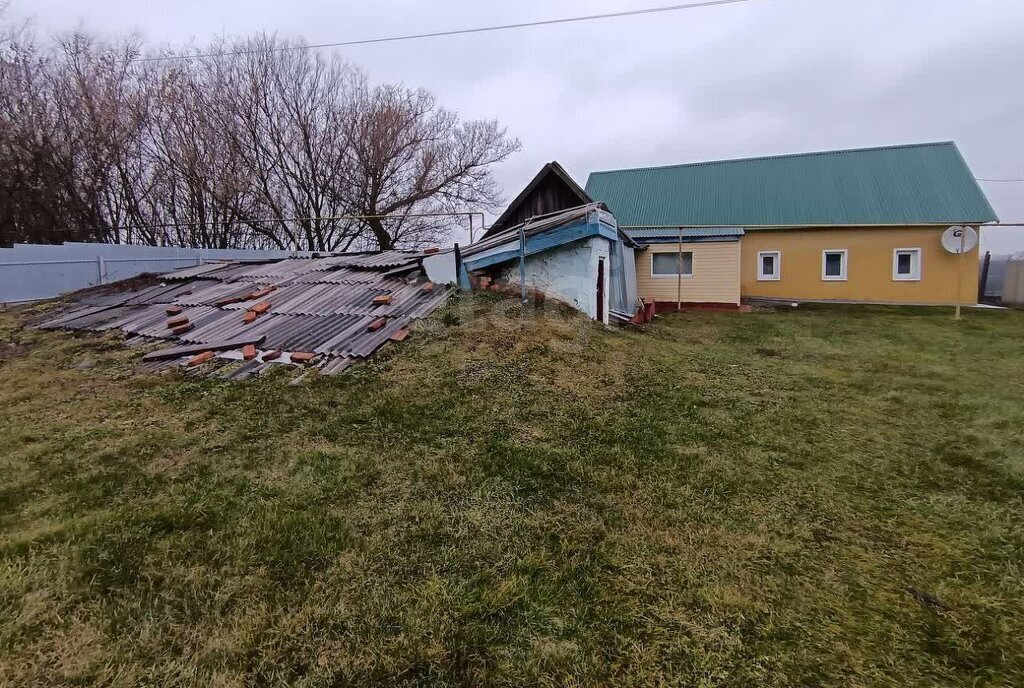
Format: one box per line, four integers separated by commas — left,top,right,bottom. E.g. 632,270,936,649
0,242,310,304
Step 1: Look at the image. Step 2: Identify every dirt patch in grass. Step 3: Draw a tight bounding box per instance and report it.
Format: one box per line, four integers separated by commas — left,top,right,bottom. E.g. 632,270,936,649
0,296,1023,686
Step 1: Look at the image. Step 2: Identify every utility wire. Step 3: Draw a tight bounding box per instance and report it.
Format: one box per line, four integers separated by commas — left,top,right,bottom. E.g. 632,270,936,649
976,178,1024,183
134,0,768,62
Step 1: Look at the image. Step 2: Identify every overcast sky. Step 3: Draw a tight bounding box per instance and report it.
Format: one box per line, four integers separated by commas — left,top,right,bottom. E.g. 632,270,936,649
13,0,1024,253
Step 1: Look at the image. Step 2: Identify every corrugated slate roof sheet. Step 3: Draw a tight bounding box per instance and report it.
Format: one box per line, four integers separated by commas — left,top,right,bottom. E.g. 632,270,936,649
38,251,453,376
585,142,998,228
626,227,744,241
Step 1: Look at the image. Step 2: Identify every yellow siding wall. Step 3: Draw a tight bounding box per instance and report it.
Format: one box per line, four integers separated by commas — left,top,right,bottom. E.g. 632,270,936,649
635,241,741,305
740,227,979,304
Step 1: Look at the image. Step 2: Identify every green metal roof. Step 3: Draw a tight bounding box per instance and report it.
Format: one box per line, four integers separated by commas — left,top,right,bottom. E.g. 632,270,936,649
585,142,998,228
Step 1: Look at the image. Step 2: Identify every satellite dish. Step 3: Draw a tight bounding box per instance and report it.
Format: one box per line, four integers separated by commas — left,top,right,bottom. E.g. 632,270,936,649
942,226,978,254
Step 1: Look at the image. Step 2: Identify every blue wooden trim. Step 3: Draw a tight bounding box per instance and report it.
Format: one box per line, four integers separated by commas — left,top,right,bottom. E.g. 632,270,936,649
464,217,617,271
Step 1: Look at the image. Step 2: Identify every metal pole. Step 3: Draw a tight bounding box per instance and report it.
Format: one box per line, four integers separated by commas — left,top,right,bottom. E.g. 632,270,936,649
518,222,528,304
979,250,991,303
677,226,683,311
954,229,967,320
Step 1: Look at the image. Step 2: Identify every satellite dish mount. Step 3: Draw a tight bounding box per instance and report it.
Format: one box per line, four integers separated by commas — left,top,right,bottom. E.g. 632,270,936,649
941,226,979,320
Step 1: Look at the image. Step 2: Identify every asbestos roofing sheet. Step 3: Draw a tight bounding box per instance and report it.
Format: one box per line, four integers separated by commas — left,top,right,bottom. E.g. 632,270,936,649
160,262,234,280
121,282,194,305
305,256,361,271
171,281,259,306
120,305,226,339
171,309,265,345
105,304,179,334
224,279,452,318
317,315,413,358
259,281,386,316
37,305,116,329
227,258,328,282
241,313,364,352
46,305,144,331
294,268,384,285
34,250,457,374
75,290,141,308
333,250,424,269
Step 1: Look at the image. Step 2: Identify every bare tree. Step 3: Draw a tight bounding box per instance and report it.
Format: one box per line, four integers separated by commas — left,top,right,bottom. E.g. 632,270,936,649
0,24,520,251
199,36,364,251
338,82,520,250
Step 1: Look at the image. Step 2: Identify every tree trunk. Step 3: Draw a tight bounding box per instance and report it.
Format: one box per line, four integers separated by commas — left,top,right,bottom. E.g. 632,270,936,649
366,218,393,251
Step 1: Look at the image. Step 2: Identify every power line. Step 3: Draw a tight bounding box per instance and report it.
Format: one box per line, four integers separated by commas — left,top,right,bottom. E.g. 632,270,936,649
134,0,769,62
977,178,1024,183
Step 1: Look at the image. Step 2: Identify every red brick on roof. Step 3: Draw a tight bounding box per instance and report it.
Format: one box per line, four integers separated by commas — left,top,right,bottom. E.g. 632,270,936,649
367,317,387,332
166,315,189,328
242,344,257,361
187,351,214,366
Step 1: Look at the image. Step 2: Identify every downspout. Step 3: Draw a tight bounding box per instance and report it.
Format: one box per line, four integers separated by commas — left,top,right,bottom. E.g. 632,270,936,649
592,208,603,319
454,243,471,290
677,226,683,311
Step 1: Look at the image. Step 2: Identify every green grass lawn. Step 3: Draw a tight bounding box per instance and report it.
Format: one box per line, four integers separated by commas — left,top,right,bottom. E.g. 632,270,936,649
1,295,1023,687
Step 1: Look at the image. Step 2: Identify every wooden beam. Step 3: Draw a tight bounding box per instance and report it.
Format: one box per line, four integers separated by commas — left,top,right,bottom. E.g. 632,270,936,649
141,336,266,362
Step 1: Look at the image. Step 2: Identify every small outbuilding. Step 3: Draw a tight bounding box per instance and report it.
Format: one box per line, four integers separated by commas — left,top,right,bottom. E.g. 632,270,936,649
462,204,638,324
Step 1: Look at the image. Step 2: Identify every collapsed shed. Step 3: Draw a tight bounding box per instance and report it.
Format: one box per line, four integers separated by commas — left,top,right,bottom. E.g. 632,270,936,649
36,250,454,377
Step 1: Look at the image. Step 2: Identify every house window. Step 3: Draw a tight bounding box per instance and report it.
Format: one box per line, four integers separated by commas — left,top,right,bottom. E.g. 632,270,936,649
652,251,693,277
821,250,848,281
892,248,921,281
757,251,781,281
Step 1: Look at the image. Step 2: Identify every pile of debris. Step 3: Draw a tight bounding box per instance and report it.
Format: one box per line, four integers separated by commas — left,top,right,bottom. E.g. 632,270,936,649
35,250,455,378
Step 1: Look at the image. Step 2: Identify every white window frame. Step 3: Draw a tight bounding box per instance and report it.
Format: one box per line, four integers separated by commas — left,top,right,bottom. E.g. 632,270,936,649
821,249,848,281
757,251,781,281
651,250,694,279
892,247,922,281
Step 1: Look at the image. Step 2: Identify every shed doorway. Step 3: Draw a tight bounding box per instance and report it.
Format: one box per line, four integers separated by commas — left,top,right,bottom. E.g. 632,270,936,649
597,258,606,322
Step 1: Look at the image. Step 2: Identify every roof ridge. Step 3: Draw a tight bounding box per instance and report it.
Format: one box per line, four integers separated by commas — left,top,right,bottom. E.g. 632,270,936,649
587,141,958,177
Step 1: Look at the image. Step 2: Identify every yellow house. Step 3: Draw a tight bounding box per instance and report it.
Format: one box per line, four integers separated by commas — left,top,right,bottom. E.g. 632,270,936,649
586,142,998,308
